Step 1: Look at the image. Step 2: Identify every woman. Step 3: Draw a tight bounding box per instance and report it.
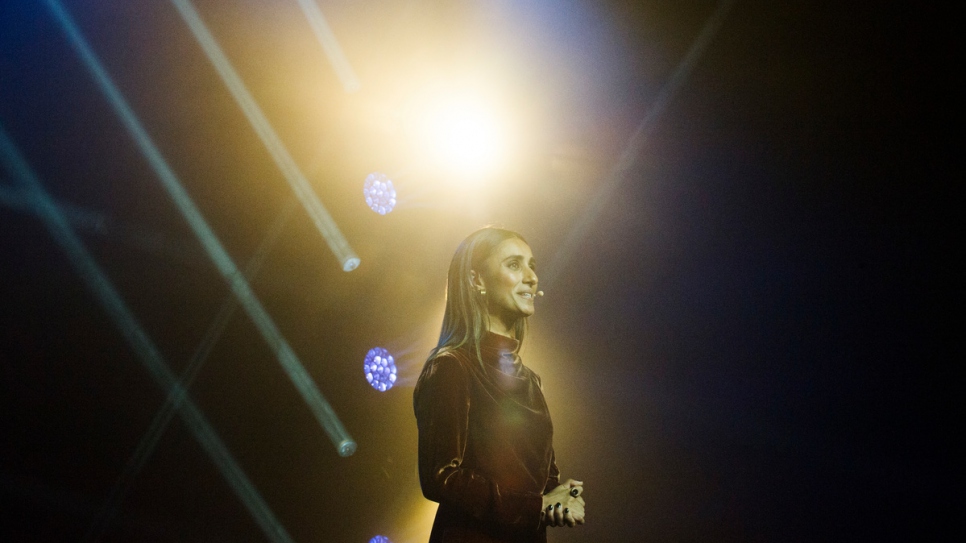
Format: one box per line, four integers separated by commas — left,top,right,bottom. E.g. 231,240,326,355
413,227,585,542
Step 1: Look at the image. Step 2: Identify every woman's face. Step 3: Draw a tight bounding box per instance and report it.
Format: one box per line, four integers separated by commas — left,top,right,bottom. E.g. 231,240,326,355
474,238,539,332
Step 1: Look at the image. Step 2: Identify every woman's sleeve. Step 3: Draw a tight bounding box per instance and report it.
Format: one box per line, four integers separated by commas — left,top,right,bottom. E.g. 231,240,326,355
415,356,544,531
534,372,560,495
543,448,560,494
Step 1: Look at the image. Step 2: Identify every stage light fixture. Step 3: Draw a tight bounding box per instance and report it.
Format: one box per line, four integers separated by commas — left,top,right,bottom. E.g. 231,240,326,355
369,536,392,543
363,173,396,215
364,347,397,392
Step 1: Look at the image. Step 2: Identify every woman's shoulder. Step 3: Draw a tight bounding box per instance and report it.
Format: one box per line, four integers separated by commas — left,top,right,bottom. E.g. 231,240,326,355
413,351,474,407
420,350,470,380
523,364,543,385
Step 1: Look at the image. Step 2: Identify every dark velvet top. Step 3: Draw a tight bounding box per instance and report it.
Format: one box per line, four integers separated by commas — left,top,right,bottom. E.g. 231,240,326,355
414,332,559,543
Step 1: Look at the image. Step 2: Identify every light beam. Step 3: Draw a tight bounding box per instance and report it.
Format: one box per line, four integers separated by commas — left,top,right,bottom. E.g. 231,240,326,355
293,0,361,92
42,0,356,457
0,184,206,265
0,123,295,543
83,198,299,542
169,0,360,272
544,0,737,286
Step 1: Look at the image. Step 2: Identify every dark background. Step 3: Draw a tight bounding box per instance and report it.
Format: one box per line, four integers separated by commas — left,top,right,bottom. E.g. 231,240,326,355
0,0,955,541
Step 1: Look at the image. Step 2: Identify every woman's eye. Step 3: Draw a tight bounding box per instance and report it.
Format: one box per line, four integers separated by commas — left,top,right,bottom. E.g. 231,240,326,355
508,261,519,270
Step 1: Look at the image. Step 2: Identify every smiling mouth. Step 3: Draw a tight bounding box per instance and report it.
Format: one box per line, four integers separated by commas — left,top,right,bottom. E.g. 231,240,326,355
519,292,534,300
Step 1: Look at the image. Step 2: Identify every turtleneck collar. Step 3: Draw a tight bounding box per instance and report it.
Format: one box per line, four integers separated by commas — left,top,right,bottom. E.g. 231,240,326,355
479,331,524,376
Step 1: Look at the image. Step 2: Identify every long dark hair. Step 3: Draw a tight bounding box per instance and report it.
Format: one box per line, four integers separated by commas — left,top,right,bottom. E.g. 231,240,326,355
428,227,530,365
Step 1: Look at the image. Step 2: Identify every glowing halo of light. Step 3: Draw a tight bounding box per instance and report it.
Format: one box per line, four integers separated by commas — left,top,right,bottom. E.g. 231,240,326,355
364,347,397,392
363,173,397,215
425,99,503,172
369,536,393,543
401,86,516,182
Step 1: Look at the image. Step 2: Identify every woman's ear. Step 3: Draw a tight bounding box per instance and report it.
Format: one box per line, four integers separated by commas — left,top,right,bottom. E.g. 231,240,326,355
469,269,486,291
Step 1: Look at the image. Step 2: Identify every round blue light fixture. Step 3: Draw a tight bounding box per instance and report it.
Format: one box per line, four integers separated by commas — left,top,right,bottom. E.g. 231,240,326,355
369,536,392,543
364,347,397,392
364,173,396,215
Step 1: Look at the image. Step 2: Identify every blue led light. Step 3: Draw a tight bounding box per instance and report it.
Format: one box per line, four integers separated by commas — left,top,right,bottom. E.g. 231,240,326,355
363,173,396,215
369,536,392,543
364,347,397,392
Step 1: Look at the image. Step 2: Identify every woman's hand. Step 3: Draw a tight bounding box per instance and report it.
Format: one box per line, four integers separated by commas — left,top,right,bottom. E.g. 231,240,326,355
541,479,585,527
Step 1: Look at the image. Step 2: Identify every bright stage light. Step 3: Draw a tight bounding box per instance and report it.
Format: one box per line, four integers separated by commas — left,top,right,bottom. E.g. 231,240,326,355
404,88,512,180
369,536,392,543
363,173,396,215
425,99,503,173
364,347,397,392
